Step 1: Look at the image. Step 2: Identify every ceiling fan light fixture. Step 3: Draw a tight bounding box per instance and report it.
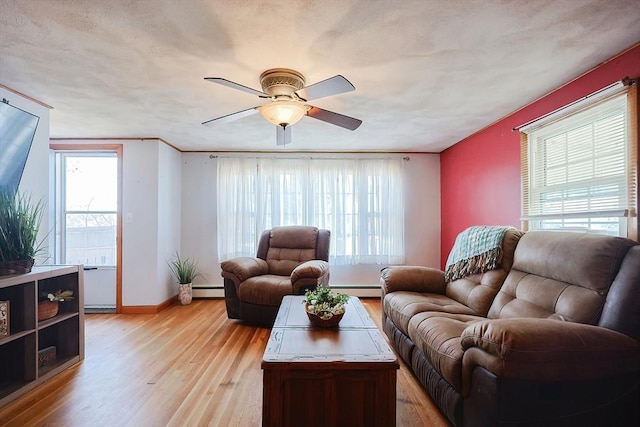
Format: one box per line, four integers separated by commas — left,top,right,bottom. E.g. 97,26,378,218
259,101,309,127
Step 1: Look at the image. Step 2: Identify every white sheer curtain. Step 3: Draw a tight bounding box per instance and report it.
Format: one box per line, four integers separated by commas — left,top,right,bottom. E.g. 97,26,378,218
217,157,405,265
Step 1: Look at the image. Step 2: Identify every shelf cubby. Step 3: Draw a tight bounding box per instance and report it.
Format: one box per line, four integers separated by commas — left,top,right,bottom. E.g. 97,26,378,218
0,266,84,407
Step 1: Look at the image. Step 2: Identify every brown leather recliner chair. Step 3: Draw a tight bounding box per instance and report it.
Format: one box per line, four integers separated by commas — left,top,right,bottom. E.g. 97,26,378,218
220,226,330,326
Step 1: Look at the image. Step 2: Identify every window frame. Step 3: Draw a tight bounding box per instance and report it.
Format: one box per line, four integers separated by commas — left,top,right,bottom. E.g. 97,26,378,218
54,150,119,267
519,79,638,240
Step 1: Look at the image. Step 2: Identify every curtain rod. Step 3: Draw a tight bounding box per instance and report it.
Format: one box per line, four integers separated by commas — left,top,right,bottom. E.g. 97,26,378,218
209,154,410,161
512,77,637,132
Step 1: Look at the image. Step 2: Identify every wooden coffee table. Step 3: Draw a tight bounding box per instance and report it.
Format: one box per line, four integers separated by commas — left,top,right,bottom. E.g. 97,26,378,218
262,295,399,427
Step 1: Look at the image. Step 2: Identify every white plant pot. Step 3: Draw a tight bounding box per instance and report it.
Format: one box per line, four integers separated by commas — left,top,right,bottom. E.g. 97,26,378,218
178,283,193,305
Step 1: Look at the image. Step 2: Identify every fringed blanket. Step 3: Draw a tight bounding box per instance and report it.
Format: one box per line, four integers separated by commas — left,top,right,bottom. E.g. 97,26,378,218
444,226,514,282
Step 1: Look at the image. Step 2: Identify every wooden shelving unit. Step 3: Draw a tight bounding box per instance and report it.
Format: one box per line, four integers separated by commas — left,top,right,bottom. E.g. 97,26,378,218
0,265,84,407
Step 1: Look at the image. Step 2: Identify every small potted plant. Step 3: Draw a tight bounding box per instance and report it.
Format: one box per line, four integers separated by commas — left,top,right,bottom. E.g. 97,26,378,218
0,188,45,276
38,290,74,321
168,252,200,305
303,285,350,327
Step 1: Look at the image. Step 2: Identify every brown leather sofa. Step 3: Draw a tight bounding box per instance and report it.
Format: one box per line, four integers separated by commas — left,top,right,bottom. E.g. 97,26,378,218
381,230,640,426
221,226,330,326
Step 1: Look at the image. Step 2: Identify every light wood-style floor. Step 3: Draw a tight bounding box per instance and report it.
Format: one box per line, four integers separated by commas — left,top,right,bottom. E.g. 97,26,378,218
0,298,449,427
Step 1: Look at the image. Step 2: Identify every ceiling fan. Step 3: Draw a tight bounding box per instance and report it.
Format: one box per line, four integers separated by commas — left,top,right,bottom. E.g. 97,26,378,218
202,68,362,145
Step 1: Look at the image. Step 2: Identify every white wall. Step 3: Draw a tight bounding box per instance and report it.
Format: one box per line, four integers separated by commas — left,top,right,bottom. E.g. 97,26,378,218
180,153,218,289
0,87,52,263
120,141,161,306
403,154,441,266
182,152,441,297
156,142,182,302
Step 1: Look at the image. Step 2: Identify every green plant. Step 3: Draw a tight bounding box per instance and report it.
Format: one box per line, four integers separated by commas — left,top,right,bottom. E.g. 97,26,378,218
0,187,45,262
303,285,350,320
168,252,200,284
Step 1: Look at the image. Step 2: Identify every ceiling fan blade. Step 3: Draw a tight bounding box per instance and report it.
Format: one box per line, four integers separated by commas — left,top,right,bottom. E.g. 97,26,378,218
295,75,355,101
202,107,258,126
204,77,268,97
276,125,292,146
306,106,362,130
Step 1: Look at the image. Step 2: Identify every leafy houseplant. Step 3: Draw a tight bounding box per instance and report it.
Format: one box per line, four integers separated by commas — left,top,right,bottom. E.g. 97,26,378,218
168,252,200,305
0,187,45,275
303,285,350,327
168,252,200,284
39,289,75,302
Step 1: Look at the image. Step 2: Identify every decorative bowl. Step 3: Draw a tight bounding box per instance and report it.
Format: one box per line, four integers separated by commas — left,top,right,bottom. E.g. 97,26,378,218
38,300,59,321
305,305,344,328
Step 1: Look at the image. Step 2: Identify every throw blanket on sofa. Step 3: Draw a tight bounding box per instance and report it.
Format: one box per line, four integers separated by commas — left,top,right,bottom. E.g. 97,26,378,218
445,225,514,282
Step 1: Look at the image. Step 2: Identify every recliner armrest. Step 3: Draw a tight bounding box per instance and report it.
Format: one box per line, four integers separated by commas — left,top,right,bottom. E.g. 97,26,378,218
380,266,446,294
220,257,269,282
460,318,640,389
291,260,330,293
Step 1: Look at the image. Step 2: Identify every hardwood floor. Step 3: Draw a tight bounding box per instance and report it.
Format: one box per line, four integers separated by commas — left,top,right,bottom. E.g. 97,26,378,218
0,298,449,427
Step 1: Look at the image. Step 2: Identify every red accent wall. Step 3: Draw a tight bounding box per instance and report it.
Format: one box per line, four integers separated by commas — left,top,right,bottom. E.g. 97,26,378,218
440,44,640,268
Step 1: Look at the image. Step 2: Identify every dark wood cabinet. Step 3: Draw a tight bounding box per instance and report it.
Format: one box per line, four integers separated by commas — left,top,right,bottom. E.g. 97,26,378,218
262,296,398,427
0,266,84,407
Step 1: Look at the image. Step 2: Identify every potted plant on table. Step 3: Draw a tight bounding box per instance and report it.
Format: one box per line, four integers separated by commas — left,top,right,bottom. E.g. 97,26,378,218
303,285,350,327
0,187,45,276
168,252,200,305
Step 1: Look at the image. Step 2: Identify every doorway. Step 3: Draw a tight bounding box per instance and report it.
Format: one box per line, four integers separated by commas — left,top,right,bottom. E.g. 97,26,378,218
52,144,122,313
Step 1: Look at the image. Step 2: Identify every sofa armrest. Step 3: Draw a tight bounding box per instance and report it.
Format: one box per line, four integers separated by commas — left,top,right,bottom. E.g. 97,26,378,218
380,266,446,294
220,257,268,282
460,318,640,385
291,260,330,293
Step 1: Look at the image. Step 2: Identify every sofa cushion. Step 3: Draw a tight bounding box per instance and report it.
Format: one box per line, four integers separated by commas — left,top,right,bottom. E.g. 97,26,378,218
488,231,636,323
237,274,293,306
460,318,640,381
445,271,507,317
269,226,319,249
384,291,476,336
445,229,523,316
266,226,318,275
408,312,484,392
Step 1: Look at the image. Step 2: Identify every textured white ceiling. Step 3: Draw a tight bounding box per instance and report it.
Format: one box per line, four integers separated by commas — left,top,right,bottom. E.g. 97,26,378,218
1,0,639,152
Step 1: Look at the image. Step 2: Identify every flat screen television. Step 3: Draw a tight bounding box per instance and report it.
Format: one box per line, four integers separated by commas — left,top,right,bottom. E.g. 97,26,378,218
0,100,40,196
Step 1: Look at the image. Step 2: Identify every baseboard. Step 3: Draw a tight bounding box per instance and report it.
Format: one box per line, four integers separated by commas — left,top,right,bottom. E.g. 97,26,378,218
85,307,116,314
192,285,381,299
193,286,225,298
121,294,176,314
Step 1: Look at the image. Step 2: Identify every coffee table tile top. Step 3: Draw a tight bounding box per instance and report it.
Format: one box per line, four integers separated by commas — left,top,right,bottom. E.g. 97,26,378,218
274,295,377,329
263,328,397,362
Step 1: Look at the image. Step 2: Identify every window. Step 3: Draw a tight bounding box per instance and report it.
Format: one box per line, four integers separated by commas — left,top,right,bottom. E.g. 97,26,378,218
55,152,118,266
521,80,638,238
216,157,405,265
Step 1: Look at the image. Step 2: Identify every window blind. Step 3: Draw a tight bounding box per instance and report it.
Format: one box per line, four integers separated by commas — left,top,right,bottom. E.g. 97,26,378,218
520,80,638,238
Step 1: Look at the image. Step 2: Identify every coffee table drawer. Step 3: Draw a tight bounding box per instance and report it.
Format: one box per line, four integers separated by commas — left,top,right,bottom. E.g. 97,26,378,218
263,364,397,427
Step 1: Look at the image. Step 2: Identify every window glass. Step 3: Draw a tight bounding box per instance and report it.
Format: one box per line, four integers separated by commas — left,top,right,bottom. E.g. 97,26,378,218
57,153,118,267
524,93,632,237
